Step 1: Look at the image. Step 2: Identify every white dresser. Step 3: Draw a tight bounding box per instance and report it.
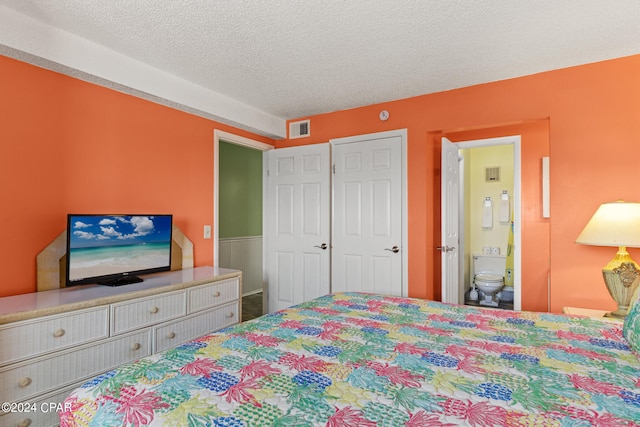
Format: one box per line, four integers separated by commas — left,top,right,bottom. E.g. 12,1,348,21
0,266,241,427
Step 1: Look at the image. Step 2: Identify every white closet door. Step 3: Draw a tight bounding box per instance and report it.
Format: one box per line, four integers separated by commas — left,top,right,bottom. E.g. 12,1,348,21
332,135,403,296
265,144,330,312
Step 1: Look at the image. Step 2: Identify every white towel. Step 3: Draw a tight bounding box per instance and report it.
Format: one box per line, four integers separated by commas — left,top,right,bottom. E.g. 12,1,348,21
482,197,493,228
499,191,510,223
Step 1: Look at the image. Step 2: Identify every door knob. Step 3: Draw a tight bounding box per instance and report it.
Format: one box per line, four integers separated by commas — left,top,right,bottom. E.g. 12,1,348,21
385,246,400,253
314,243,328,250
436,246,455,252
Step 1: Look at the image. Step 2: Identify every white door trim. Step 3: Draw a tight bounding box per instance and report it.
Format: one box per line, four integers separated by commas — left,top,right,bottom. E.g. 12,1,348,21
330,129,409,296
452,135,522,311
213,130,273,266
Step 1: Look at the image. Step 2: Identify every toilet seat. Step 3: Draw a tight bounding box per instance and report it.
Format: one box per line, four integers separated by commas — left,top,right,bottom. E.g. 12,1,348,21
475,273,503,283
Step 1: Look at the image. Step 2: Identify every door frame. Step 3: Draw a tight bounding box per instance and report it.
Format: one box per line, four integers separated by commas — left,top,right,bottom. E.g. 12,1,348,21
330,129,409,296
445,135,522,311
213,130,273,268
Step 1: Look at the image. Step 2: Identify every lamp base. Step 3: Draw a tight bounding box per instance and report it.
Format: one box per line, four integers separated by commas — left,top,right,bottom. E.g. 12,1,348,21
604,309,629,319
602,247,640,318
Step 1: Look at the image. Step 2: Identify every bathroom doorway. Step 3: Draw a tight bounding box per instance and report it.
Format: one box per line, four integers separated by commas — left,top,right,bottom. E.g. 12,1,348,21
441,135,521,311
462,143,515,310
213,130,273,320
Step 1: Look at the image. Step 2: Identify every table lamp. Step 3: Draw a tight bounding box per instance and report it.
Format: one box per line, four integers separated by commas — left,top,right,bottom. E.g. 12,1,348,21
575,201,640,317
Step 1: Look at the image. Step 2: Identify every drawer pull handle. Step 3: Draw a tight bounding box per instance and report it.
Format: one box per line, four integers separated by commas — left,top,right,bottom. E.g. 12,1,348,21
18,377,32,388
214,291,221,297
226,312,234,318
131,343,141,351
53,328,66,338
166,332,176,339
18,418,32,427
150,307,160,314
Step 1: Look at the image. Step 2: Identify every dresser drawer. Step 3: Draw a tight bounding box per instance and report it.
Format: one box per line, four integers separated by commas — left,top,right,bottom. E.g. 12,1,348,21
0,330,151,403
111,291,186,335
0,383,79,427
0,307,109,367
188,277,240,313
154,301,240,352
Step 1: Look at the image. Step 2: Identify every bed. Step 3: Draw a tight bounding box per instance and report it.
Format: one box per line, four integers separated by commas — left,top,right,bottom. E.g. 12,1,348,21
61,292,640,426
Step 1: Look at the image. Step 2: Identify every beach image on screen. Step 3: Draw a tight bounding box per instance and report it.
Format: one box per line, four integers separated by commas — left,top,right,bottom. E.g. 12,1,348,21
68,215,172,281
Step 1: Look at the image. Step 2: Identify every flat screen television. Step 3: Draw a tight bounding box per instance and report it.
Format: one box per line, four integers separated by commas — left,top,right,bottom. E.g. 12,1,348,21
66,214,173,287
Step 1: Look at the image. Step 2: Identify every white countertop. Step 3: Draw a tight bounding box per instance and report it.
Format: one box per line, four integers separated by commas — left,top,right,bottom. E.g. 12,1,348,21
0,266,241,324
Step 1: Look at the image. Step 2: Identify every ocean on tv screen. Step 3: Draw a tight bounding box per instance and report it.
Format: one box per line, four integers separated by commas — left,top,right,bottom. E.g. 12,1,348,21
68,215,172,282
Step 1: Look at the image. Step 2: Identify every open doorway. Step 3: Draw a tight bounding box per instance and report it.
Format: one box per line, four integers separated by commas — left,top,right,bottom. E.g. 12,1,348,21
441,135,522,311
213,130,272,321
461,142,516,310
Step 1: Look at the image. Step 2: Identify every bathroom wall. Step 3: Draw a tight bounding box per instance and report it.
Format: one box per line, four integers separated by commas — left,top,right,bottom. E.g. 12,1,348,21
469,144,514,255
463,144,514,295
218,141,263,238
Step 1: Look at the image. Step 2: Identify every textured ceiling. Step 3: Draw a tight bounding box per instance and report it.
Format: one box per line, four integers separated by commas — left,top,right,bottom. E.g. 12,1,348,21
2,1,640,130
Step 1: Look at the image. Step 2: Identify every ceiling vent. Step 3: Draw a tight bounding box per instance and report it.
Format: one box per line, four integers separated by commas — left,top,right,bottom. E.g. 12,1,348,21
485,166,500,182
289,119,310,139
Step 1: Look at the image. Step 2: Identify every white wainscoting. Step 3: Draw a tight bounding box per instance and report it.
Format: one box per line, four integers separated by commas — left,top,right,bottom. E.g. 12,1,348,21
219,236,263,295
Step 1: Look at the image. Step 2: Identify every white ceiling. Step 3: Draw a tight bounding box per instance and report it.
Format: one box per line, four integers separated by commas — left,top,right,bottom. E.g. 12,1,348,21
1,0,640,138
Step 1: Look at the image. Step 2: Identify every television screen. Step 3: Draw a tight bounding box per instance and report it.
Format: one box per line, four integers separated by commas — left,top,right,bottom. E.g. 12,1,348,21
66,214,173,286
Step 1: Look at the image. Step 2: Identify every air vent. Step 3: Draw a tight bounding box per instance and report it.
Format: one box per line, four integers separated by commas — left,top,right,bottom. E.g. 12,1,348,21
485,166,500,182
289,119,310,139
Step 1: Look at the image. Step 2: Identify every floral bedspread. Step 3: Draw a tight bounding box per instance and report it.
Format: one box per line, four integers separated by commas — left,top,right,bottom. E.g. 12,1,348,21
61,292,640,426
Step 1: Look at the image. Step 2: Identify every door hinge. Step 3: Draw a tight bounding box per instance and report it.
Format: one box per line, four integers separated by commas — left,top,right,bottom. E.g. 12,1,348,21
332,164,335,174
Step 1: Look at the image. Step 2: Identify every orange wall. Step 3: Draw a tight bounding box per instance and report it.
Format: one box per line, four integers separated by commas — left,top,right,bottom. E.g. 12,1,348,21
3,53,640,313
0,55,274,297
441,122,550,312
280,54,640,313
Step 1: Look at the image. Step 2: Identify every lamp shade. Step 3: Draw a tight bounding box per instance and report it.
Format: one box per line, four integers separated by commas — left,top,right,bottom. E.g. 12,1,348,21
576,201,640,247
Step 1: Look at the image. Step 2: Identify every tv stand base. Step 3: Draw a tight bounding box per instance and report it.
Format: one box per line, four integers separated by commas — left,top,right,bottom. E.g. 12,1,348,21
98,275,143,287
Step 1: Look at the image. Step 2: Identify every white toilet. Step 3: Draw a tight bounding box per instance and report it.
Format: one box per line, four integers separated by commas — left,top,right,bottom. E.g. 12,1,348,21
472,254,506,307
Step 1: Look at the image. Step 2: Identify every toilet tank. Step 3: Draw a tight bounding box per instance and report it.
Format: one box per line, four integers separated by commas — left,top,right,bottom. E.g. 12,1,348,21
473,253,507,275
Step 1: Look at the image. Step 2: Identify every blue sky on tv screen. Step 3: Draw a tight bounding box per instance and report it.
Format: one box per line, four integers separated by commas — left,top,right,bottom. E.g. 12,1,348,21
69,215,172,248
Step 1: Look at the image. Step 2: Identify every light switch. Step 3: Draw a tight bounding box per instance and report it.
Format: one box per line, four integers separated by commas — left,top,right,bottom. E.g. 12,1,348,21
203,225,212,239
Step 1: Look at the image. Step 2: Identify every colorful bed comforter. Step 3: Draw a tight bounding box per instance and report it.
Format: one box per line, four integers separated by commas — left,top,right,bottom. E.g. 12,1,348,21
61,292,640,426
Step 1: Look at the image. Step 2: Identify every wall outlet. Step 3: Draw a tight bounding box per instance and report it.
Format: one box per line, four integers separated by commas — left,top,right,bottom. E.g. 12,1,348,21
490,246,500,255
203,225,212,239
